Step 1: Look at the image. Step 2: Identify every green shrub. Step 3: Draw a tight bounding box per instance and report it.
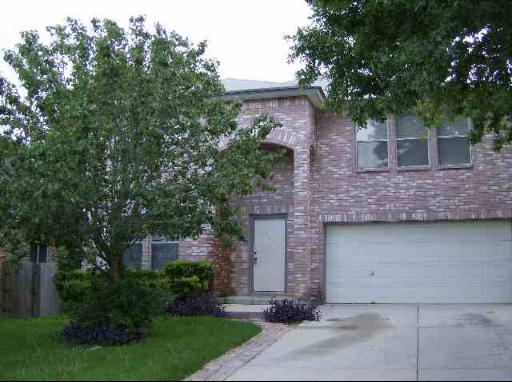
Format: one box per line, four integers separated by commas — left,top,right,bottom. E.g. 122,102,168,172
168,292,226,317
54,269,92,307
56,269,170,334
163,260,213,299
56,269,169,306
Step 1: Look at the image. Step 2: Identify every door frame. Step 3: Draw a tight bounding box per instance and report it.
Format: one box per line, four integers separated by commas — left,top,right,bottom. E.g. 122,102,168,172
250,214,288,294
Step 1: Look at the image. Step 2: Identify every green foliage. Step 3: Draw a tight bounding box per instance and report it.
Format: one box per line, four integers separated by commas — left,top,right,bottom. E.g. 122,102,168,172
54,269,92,307
163,260,213,298
56,269,169,331
167,292,226,318
0,16,280,280
290,0,512,149
0,316,261,380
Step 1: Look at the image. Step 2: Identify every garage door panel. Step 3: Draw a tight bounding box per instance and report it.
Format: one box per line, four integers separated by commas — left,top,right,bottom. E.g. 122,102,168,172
439,221,487,242
486,264,512,280
326,224,397,244
486,242,512,260
484,283,512,302
392,223,439,242
326,220,512,304
486,221,512,240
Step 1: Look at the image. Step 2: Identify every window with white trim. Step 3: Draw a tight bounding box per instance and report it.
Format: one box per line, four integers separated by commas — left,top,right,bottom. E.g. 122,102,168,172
396,115,429,167
356,120,388,169
437,118,471,165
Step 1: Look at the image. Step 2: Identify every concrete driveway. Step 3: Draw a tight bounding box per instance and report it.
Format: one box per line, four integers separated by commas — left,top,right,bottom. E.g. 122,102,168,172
228,304,512,381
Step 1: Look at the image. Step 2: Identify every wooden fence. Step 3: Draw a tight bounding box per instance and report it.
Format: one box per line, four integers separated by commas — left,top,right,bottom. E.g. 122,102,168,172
0,261,60,317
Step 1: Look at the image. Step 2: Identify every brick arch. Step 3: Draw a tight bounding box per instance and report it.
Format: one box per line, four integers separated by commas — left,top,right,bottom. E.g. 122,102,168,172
263,130,298,151
218,129,299,152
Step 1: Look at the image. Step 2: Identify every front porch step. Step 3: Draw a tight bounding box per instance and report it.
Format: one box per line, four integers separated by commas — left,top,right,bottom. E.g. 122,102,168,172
223,295,292,306
224,304,269,320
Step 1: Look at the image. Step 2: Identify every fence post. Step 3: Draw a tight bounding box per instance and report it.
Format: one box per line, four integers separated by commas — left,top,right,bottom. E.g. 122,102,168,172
32,263,40,317
1,262,13,315
1,262,12,315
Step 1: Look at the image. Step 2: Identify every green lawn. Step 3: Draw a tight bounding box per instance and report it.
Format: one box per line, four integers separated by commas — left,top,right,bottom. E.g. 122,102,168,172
0,316,261,381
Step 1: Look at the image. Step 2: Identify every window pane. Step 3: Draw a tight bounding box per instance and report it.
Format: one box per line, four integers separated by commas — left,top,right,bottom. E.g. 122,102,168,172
29,245,48,263
396,115,428,139
123,243,143,270
39,245,48,263
357,141,388,168
30,246,39,263
438,137,470,165
397,139,429,166
356,120,387,141
438,118,470,137
151,243,179,270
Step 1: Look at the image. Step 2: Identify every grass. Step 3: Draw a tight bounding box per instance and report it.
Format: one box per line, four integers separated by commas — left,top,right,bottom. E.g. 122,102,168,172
0,316,261,381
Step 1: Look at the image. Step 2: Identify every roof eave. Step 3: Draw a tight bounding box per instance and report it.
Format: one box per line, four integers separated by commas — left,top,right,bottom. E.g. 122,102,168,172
222,86,325,109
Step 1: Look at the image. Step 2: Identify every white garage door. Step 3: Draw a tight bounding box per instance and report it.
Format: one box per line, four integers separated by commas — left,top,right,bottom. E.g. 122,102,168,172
326,220,512,303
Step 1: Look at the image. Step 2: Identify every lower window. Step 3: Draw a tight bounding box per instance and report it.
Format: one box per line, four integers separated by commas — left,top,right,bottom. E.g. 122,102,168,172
151,236,179,270
123,243,143,270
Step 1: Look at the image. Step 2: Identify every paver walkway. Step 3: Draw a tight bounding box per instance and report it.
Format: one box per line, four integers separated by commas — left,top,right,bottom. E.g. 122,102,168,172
185,320,292,381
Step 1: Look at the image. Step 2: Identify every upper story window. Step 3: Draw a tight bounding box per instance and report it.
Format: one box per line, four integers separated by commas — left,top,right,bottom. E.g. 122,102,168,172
356,120,388,169
396,115,429,167
437,118,471,165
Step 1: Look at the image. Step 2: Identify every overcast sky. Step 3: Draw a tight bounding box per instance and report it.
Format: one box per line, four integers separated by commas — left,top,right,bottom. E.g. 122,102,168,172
0,0,312,83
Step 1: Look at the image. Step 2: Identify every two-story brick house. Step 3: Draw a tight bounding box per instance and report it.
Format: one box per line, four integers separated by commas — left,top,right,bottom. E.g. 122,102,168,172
138,85,512,304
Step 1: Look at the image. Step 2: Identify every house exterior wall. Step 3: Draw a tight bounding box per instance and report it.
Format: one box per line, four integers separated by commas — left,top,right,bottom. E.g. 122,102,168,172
178,96,512,301
309,112,512,298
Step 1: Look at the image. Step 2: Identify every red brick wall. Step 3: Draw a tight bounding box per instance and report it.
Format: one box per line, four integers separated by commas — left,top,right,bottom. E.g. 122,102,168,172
308,111,512,298
228,146,295,295
180,96,512,300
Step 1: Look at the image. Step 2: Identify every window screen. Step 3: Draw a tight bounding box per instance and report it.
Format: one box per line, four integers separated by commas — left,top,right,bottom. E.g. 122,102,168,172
437,118,471,165
396,115,429,167
356,120,388,169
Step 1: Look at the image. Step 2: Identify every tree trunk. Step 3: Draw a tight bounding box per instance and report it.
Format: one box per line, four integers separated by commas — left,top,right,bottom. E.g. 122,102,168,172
111,253,124,282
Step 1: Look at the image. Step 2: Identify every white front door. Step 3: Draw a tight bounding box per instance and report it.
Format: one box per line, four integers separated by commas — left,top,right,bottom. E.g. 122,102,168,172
326,220,512,303
253,217,286,292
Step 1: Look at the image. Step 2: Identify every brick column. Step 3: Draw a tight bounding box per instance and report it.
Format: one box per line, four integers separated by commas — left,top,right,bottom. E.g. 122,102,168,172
141,236,151,270
288,146,312,298
209,237,233,295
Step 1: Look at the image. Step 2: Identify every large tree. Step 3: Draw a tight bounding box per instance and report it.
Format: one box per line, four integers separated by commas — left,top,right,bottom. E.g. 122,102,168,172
290,0,512,149
0,17,279,281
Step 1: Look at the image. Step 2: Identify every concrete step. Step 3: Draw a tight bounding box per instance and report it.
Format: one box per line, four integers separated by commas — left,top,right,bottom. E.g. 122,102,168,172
223,295,292,306
224,304,269,320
